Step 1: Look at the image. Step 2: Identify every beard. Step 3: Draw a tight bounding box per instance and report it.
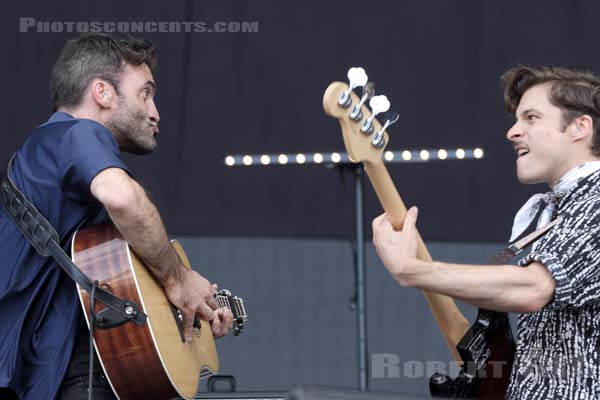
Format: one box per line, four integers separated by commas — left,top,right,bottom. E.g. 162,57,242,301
106,98,157,155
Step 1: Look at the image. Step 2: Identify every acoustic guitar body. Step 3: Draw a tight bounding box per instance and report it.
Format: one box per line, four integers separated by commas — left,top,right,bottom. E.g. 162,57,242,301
72,223,218,400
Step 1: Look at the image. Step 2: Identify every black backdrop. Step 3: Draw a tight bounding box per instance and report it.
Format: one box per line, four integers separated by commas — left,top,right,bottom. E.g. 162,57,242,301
2,0,598,242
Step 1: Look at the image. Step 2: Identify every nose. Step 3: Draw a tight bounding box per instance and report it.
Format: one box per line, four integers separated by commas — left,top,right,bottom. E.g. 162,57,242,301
148,99,160,125
506,121,523,142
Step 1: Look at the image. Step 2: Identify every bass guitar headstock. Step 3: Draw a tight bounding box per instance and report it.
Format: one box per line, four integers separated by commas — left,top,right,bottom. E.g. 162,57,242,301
322,67,399,166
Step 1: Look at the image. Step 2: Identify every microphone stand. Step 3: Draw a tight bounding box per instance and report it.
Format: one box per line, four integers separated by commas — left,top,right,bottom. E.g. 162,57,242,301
334,161,369,392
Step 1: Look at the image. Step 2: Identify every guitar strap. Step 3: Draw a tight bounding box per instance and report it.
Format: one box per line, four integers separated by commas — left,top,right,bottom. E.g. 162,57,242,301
0,154,147,328
485,213,561,266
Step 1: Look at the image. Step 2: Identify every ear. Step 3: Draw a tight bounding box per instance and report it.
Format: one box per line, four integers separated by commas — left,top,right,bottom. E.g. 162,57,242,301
90,79,114,109
571,115,593,142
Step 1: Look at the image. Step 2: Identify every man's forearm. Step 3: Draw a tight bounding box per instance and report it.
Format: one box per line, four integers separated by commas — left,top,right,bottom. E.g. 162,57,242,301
402,260,555,313
104,182,183,286
90,168,222,333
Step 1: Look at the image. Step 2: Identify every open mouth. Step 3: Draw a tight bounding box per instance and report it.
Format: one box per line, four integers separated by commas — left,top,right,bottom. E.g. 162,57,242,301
514,144,530,159
517,149,529,158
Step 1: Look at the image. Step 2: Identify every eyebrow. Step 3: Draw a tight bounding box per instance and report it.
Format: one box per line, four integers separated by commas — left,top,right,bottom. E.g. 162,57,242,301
142,80,156,95
516,108,542,118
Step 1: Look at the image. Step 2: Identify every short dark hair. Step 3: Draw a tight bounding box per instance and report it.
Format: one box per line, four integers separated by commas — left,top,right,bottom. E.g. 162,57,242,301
50,33,157,111
501,65,600,156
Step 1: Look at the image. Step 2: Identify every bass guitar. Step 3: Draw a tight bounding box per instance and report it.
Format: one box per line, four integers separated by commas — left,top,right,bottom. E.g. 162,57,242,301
322,68,514,399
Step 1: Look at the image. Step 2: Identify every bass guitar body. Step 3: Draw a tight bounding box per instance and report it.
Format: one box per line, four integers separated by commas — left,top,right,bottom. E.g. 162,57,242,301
430,309,515,399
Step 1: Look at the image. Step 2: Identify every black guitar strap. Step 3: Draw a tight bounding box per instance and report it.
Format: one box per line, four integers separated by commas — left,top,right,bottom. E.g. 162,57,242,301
0,154,147,328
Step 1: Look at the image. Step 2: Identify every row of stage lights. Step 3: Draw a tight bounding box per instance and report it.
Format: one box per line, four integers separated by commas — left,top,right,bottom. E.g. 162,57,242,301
224,148,485,167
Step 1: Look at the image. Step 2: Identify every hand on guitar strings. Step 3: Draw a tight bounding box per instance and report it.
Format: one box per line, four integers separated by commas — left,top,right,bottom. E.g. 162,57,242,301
210,307,235,338
372,206,422,287
164,268,232,341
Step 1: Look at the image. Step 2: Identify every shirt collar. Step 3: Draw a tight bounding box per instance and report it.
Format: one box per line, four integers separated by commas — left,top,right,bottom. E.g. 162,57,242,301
509,162,600,242
558,165,600,210
47,111,74,123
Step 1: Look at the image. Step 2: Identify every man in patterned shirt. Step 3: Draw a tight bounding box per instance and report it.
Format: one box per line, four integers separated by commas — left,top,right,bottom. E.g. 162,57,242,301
372,66,600,399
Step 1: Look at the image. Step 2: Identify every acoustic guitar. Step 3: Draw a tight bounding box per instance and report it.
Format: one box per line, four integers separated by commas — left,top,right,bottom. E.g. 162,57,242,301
71,222,247,400
322,69,514,399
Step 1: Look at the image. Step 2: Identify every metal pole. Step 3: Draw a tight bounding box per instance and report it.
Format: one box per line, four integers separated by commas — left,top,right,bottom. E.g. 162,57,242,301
354,163,369,391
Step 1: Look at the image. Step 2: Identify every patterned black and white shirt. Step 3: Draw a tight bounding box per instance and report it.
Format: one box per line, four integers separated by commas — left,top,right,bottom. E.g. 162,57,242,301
506,169,600,399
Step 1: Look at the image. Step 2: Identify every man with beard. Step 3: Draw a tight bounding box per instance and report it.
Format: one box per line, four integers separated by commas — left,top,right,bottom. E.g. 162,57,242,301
0,34,233,399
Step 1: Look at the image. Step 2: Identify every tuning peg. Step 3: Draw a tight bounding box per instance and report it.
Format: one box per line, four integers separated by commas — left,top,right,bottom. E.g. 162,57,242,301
360,95,390,135
372,110,399,148
338,67,368,108
349,82,374,121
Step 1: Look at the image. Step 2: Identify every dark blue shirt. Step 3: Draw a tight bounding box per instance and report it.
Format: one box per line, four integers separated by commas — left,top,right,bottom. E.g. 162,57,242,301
0,112,129,399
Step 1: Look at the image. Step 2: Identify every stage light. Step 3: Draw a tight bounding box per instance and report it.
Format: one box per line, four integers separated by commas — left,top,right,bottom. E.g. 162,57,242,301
225,148,485,166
